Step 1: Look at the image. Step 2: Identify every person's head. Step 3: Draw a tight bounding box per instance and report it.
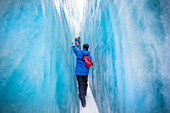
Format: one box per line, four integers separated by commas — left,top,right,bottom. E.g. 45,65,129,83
83,43,89,51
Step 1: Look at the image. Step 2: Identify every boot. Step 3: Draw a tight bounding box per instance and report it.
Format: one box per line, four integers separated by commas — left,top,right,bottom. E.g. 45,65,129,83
81,98,86,107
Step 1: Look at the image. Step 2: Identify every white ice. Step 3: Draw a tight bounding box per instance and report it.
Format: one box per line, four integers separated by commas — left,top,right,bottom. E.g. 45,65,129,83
80,84,99,113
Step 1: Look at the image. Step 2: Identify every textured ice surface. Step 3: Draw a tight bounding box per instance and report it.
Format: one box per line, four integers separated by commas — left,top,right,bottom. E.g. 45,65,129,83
0,0,80,113
0,0,170,113
82,0,170,113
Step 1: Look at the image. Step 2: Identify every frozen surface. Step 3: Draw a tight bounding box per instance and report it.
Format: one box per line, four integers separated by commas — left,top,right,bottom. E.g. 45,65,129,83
0,0,170,113
83,0,170,113
80,84,99,113
0,0,80,113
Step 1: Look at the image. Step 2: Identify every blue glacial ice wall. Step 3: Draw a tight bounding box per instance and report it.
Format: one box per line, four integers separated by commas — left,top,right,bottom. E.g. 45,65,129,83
0,0,79,113
82,0,170,113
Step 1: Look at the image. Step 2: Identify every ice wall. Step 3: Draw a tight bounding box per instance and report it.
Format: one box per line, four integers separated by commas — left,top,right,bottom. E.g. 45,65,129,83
82,0,170,113
1,0,170,113
0,0,80,113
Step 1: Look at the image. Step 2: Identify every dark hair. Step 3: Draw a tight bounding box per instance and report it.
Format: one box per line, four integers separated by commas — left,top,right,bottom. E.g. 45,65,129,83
83,43,89,51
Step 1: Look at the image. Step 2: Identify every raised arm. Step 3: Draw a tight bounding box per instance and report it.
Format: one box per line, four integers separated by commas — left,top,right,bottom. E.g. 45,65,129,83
72,40,81,57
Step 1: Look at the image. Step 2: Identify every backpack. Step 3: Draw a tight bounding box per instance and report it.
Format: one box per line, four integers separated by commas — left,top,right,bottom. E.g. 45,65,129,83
77,55,93,69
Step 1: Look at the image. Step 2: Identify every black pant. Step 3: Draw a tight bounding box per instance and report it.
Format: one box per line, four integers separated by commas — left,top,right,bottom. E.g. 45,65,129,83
76,75,88,100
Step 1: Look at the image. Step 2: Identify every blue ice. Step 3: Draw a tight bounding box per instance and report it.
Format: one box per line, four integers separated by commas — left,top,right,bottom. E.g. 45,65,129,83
0,0,79,113
0,0,170,113
83,0,170,113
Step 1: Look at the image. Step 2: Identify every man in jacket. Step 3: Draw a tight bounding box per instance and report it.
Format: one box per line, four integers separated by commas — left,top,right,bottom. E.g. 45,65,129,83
72,40,92,107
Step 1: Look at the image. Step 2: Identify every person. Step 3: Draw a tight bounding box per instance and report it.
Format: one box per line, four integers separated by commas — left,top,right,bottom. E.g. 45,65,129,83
72,39,92,107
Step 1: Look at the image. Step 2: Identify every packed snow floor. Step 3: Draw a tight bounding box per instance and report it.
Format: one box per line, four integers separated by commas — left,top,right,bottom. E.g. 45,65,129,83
79,84,99,113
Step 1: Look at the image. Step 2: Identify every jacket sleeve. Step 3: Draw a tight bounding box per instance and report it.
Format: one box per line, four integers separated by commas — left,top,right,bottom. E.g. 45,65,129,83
73,44,81,57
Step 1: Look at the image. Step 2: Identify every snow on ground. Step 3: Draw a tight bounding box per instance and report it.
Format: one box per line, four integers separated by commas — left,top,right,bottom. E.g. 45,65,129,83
80,84,99,113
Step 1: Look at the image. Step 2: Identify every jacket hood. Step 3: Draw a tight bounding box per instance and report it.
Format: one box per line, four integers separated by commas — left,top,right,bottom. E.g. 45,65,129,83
81,50,90,56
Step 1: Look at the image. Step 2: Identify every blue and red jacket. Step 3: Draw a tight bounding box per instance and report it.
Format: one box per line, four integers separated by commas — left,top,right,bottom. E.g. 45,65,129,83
73,45,92,76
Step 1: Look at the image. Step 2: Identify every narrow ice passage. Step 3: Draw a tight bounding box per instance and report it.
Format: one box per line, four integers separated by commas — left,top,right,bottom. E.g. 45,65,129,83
0,0,170,113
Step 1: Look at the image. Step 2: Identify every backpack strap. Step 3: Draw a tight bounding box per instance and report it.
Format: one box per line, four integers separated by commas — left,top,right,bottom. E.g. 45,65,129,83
77,55,85,62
